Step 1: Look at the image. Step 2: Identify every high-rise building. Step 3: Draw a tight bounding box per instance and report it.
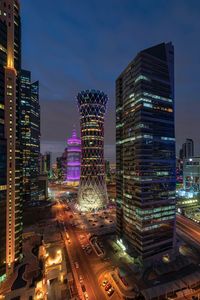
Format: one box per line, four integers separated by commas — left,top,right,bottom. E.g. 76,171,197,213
0,0,22,278
56,156,64,180
105,160,111,181
39,152,51,177
20,69,40,203
38,174,48,201
38,152,50,200
61,147,68,180
77,90,108,211
56,149,67,181
66,128,81,186
180,138,194,160
183,157,200,193
116,43,176,264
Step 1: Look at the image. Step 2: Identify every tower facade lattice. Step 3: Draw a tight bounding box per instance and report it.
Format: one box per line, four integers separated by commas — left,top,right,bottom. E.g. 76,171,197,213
77,90,108,211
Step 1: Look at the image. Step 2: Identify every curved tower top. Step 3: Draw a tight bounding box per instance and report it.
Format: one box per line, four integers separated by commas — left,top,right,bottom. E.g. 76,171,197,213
67,128,81,145
77,89,108,211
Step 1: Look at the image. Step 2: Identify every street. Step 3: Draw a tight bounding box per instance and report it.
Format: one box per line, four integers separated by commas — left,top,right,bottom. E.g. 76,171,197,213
54,198,108,300
177,214,200,246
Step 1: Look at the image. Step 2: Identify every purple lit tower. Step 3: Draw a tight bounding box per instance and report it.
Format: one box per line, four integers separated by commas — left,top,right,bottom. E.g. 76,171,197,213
66,129,81,186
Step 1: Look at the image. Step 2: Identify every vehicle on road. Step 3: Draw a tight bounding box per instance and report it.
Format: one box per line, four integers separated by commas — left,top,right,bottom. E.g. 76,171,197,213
102,279,108,287
75,262,79,268
107,287,114,296
103,257,110,261
84,292,89,300
105,283,111,291
79,275,83,283
81,284,86,292
153,280,160,285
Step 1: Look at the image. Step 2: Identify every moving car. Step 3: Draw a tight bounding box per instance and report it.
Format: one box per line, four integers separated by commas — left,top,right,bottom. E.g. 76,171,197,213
102,279,108,287
105,283,111,291
107,287,114,296
81,284,86,292
84,292,89,300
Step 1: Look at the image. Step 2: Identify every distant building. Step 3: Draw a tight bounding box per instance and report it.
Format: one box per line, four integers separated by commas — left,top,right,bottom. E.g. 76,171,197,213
38,153,50,200
179,148,183,160
40,152,51,177
116,43,176,265
183,157,200,193
56,156,63,180
62,147,68,180
38,174,48,201
105,160,111,181
77,90,108,211
66,129,81,186
180,139,194,159
176,158,183,185
56,148,68,181
20,70,40,203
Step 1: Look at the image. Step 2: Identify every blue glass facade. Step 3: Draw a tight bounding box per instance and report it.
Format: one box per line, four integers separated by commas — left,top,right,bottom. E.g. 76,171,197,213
20,70,40,203
116,43,176,264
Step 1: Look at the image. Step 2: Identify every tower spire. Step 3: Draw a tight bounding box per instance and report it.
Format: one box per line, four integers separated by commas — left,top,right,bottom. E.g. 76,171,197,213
72,125,77,138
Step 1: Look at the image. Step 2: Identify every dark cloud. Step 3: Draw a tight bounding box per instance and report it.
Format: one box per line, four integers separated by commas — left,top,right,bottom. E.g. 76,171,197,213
21,0,200,160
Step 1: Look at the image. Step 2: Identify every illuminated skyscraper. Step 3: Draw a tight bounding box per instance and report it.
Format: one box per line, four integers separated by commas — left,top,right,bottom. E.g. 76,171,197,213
77,90,108,211
0,0,22,278
20,70,40,203
180,138,194,159
66,128,81,186
40,152,51,177
116,43,176,264
183,157,200,192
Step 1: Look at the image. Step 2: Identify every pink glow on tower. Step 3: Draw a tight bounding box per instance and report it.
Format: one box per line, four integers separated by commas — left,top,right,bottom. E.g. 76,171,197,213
66,129,81,185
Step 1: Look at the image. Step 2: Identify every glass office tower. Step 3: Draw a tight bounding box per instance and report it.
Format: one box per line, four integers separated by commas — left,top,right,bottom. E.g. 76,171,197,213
116,43,176,264
181,138,194,159
20,70,40,203
77,90,108,211
0,0,22,278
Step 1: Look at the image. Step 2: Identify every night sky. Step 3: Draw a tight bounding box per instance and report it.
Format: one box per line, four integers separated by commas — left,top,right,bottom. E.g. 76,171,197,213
21,0,200,162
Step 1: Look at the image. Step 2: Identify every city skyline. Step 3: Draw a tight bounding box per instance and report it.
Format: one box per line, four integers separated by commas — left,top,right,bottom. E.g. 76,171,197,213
1,1,200,298
21,0,200,161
